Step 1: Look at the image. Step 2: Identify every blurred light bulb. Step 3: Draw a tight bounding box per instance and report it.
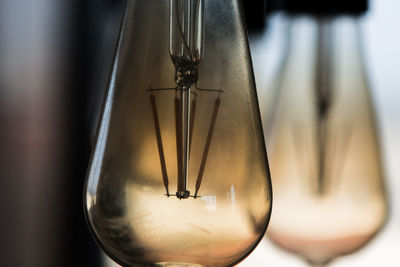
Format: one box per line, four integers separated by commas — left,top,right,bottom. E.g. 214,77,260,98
263,15,388,266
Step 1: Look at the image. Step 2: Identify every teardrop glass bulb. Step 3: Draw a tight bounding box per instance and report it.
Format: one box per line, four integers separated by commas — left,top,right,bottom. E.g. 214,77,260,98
261,16,388,265
84,1,272,267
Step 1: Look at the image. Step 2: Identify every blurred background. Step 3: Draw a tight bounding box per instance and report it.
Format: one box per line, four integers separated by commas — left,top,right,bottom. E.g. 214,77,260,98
0,0,398,266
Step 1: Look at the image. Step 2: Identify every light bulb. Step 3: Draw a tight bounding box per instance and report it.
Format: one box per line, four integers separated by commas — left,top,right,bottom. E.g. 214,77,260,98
84,1,272,266
259,15,388,266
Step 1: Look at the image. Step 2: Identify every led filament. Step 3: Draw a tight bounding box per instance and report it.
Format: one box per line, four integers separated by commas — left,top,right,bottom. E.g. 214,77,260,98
149,0,222,199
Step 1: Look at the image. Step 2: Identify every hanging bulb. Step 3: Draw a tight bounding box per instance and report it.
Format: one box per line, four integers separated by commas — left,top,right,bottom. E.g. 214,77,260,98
84,1,272,266
255,1,388,265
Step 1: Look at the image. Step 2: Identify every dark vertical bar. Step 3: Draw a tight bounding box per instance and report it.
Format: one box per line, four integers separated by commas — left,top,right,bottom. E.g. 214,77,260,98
65,0,124,265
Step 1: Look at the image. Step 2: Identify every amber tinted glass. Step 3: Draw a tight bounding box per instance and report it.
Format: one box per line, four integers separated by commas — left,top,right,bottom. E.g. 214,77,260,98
84,1,272,266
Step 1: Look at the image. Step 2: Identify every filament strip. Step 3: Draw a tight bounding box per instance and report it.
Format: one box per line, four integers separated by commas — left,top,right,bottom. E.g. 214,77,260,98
194,96,221,198
150,94,170,196
189,96,197,154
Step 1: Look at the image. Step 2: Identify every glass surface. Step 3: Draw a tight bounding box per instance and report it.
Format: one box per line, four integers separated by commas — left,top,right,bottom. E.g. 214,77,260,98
84,1,272,267
263,16,388,266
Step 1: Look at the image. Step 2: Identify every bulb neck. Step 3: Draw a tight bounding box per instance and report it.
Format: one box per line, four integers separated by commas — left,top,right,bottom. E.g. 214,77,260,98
169,0,204,67
285,16,362,64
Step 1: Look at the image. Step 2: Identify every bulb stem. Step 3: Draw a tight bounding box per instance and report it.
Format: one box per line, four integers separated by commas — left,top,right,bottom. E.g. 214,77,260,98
176,87,191,199
315,18,333,195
